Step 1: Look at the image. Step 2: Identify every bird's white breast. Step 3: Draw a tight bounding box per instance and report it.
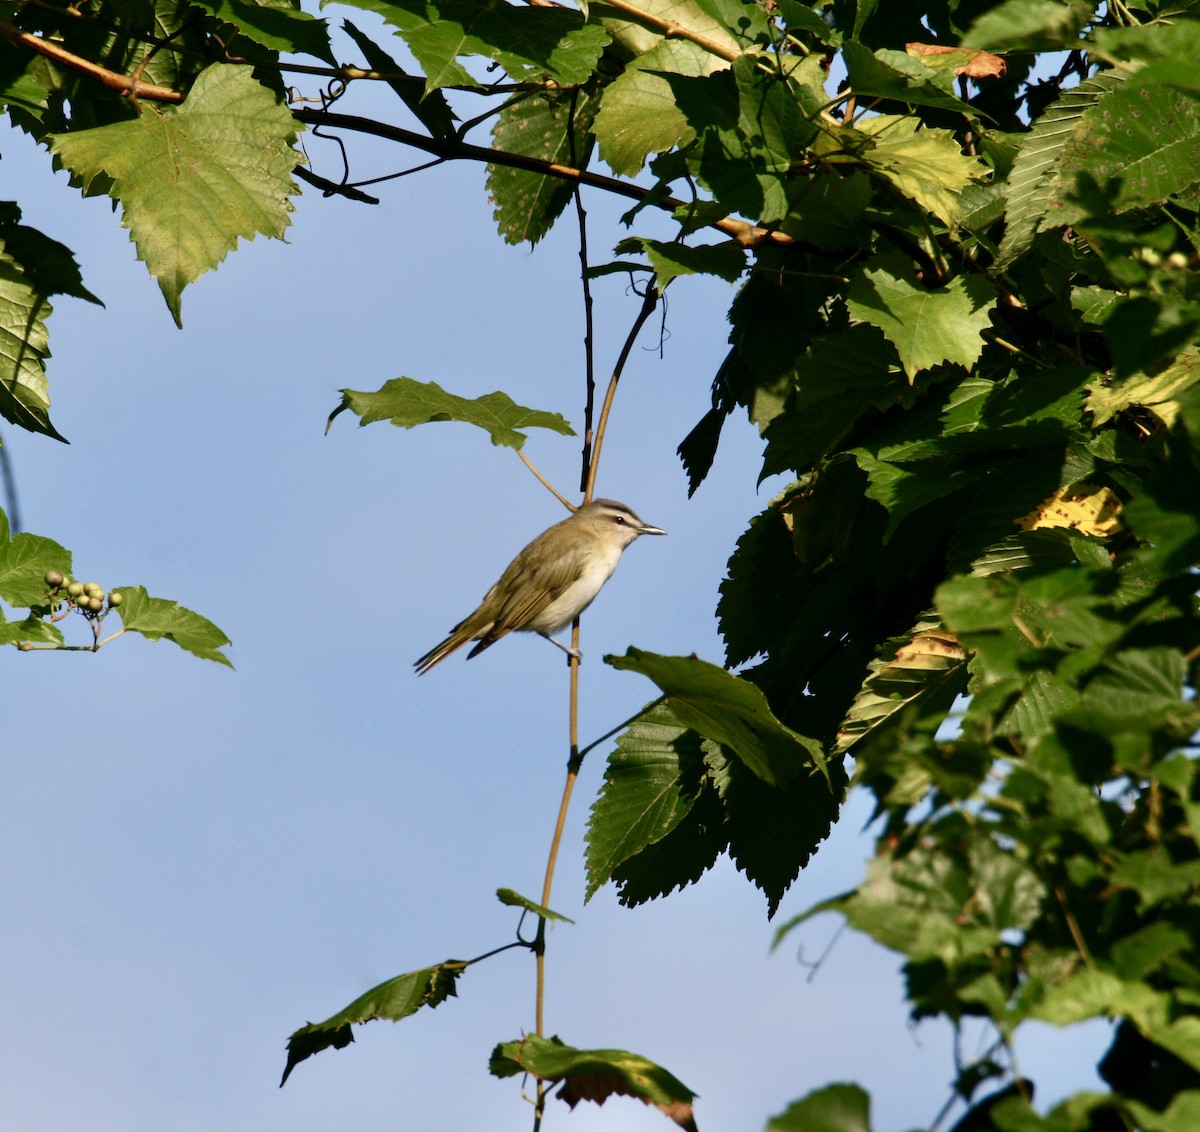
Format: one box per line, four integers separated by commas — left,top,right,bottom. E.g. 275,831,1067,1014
526,541,623,634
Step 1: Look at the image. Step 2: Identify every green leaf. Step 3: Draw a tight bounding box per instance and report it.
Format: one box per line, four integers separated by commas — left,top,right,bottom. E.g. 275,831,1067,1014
0,613,64,647
488,86,600,246
589,0,742,59
0,243,60,439
585,701,716,899
766,1082,873,1132
341,20,456,139
592,39,721,177
49,64,301,326
1044,82,1200,226
190,0,335,63
338,0,609,90
327,376,574,450
113,585,232,666
495,888,574,924
843,41,973,114
281,959,465,1085
0,527,71,606
854,114,986,226
489,1033,696,1122
846,254,996,378
1086,346,1200,428
626,237,747,289
960,0,1093,53
995,74,1118,269
668,56,822,224
833,619,968,756
606,647,827,785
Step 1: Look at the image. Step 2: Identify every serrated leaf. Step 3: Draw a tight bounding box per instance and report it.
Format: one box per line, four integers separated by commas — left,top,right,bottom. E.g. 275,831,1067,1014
190,0,335,62
593,38,725,177
834,619,968,756
489,1034,697,1128
488,86,599,246
1044,81,1200,225
843,41,973,114
1086,346,1200,429
113,585,232,666
960,0,1093,52
495,887,574,924
342,20,456,139
634,237,747,288
854,114,986,226
0,613,64,647
585,701,713,899
337,0,609,90
1015,483,1123,538
0,247,59,438
281,960,465,1085
606,647,827,785
846,254,996,378
49,64,300,326
589,0,742,60
327,376,574,450
0,527,71,606
995,74,1118,269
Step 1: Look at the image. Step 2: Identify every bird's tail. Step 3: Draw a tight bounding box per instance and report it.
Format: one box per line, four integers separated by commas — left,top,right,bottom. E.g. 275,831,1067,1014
414,626,476,675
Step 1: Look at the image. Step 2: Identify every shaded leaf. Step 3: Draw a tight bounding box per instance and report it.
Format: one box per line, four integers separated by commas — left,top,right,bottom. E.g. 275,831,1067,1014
488,86,599,246
342,20,456,139
606,647,827,785
338,0,609,90
960,0,1093,53
585,702,713,899
190,0,335,62
490,1033,697,1130
846,254,996,378
281,960,465,1085
0,526,71,606
834,619,968,756
327,376,574,449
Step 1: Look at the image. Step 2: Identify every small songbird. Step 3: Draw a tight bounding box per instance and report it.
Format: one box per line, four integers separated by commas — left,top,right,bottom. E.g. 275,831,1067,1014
414,498,666,674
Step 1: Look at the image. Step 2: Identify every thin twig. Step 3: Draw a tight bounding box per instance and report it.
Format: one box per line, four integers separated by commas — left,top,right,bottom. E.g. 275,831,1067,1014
516,450,576,512
584,284,659,499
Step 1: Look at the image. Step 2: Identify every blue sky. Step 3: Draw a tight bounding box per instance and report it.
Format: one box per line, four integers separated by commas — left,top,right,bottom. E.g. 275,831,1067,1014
1,21,1107,1130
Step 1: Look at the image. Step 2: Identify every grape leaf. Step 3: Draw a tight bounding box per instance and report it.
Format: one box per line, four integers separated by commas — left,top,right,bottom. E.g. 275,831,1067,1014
846,254,996,378
113,585,232,666
49,64,301,326
327,376,574,450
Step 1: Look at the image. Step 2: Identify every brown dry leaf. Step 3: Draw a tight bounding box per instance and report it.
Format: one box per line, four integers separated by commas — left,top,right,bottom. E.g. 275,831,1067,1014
906,41,1007,78
894,629,966,667
1015,484,1123,538
557,1075,698,1131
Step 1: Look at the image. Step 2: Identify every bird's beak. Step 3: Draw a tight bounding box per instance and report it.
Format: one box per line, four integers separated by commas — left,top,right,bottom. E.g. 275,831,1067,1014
638,523,667,536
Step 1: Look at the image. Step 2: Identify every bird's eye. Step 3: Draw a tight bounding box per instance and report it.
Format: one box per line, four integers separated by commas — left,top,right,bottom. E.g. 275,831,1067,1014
614,515,626,524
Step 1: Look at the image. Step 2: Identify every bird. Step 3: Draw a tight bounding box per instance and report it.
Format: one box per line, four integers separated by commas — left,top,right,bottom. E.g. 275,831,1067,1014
414,498,666,674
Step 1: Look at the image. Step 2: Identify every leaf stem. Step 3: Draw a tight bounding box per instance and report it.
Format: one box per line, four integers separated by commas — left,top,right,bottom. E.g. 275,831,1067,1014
516,450,576,512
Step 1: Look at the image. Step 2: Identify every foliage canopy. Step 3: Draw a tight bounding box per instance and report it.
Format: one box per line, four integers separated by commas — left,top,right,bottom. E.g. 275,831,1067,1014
3,0,1200,1128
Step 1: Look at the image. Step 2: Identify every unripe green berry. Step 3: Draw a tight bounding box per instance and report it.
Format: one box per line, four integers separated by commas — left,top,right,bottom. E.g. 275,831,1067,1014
44,569,65,589
87,597,104,613
67,581,84,597
73,593,89,606
84,582,103,597
108,592,123,608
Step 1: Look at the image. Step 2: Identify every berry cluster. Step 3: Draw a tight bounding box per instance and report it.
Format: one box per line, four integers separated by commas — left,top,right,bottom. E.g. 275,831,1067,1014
44,570,123,617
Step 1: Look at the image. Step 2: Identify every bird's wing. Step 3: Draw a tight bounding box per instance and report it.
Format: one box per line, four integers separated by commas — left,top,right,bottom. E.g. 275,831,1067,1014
489,539,589,634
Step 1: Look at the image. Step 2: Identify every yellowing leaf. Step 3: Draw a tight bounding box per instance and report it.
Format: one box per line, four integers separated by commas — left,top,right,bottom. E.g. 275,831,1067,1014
1086,346,1200,428
855,114,987,225
1016,484,1123,538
